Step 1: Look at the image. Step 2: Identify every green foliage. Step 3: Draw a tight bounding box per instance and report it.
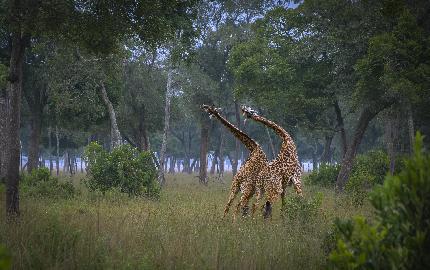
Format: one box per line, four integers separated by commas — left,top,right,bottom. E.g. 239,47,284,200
306,164,340,187
0,245,11,270
21,168,76,199
346,150,389,205
307,150,388,194
329,133,430,269
0,63,7,90
329,217,391,269
84,142,159,197
283,192,323,225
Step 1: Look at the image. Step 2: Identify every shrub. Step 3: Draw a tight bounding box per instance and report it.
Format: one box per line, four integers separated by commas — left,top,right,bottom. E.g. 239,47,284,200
329,133,430,269
283,192,323,225
21,168,75,199
306,164,340,187
351,150,389,186
0,245,11,270
346,150,390,205
84,142,159,197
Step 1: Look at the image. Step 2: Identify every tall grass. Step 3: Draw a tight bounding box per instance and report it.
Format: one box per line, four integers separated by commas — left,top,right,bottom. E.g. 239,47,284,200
0,173,372,269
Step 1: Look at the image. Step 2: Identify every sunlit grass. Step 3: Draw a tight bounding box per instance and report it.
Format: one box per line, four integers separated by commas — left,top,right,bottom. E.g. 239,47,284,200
0,173,372,269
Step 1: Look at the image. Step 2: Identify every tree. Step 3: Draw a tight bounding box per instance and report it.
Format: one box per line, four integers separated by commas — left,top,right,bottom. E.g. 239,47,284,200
229,0,430,191
158,62,176,185
0,0,198,216
23,45,49,173
0,63,7,182
119,55,165,152
336,2,430,190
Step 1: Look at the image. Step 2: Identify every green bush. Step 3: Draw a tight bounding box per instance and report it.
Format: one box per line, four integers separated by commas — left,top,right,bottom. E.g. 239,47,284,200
21,168,75,199
84,142,159,197
329,133,430,269
306,164,340,187
283,192,323,225
0,245,11,270
346,150,390,205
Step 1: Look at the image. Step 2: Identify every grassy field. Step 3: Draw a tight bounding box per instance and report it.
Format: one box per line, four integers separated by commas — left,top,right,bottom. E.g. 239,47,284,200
0,173,372,269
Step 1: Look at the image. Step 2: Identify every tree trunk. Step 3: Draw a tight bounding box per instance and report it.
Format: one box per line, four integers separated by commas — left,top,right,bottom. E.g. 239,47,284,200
320,135,333,165
100,81,121,150
312,153,318,172
336,104,392,191
69,154,74,175
176,159,181,173
218,129,225,180
210,151,218,175
407,104,414,154
164,157,168,172
195,159,200,173
265,126,276,159
64,151,69,174
232,101,241,175
137,107,150,151
169,156,175,174
27,113,42,173
385,110,398,175
158,66,175,185
334,100,347,158
187,131,192,173
199,119,209,185
55,126,60,176
48,127,53,174
0,94,8,183
190,158,197,174
19,142,22,171
6,31,27,217
183,157,190,173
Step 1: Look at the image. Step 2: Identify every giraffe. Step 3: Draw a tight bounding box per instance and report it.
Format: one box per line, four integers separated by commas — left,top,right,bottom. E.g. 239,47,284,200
241,106,303,217
201,105,269,219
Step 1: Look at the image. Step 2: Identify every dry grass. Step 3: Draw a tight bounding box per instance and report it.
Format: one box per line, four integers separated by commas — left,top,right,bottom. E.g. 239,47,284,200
0,173,372,269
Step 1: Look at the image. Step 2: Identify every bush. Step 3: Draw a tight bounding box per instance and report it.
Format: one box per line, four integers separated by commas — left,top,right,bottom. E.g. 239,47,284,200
84,142,159,197
0,245,11,270
329,133,430,269
283,192,323,225
346,150,390,205
306,164,340,187
21,168,76,199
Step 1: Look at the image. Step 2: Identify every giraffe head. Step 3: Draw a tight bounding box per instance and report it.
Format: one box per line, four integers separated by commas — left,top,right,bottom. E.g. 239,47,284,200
241,105,259,120
201,104,222,119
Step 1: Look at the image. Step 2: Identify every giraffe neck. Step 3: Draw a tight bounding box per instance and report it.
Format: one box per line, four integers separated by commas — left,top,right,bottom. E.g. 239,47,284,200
212,113,258,152
252,115,296,160
252,115,291,140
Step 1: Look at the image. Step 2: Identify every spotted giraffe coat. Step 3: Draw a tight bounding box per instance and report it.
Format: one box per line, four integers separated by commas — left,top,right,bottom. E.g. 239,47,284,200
201,105,269,218
242,107,303,209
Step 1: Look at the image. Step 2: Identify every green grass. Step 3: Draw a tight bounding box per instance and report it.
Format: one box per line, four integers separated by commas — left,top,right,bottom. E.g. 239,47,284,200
0,173,372,269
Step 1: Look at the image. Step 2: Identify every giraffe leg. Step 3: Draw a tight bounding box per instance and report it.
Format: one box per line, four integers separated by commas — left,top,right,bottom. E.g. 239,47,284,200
233,186,253,220
223,180,240,218
263,193,277,220
252,187,263,216
281,189,286,212
291,174,303,196
281,177,291,213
